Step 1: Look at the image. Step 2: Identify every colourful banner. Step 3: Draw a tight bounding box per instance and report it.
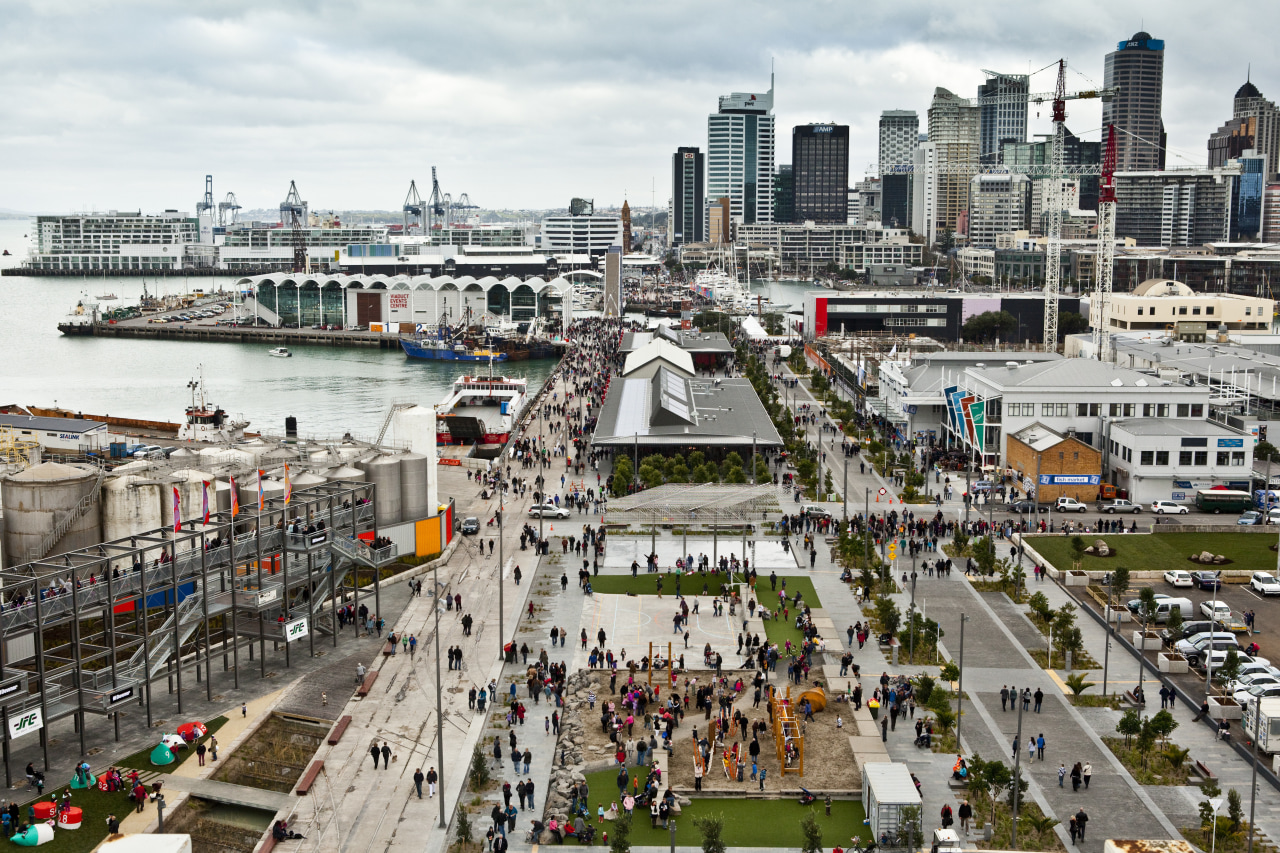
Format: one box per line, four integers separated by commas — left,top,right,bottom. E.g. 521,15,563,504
230,476,240,517
172,486,181,533
283,464,292,506
257,469,265,512
943,385,959,430
202,481,210,525
970,400,986,449
958,395,976,444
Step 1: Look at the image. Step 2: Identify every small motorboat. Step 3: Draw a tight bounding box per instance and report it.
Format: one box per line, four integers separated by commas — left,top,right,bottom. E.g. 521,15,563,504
1,249,10,256
267,347,292,358
96,293,118,300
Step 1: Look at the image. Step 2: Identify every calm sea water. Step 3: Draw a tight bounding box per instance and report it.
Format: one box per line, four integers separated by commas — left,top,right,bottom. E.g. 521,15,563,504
0,218,815,438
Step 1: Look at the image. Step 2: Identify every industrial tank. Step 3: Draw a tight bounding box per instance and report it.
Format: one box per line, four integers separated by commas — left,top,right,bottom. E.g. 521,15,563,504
237,439,271,465
389,405,438,456
169,448,197,462
322,465,366,483
261,447,298,467
1,462,103,567
237,476,285,511
102,473,163,542
364,455,403,526
214,479,234,514
198,447,255,472
399,452,431,521
335,442,364,463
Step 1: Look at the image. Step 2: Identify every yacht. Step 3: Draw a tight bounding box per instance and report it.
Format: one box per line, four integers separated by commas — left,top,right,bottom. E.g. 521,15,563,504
268,347,292,358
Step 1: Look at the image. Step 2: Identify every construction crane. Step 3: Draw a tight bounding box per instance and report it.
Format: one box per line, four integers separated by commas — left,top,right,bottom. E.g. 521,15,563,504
218,192,241,227
280,180,308,274
1092,124,1118,363
403,180,425,233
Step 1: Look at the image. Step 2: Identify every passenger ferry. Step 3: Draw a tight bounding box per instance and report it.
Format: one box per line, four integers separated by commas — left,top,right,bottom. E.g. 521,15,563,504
436,373,528,445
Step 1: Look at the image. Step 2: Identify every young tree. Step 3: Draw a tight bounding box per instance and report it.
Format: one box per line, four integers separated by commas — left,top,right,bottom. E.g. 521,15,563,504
1138,587,1160,631
1116,708,1142,747
800,810,824,853
1069,536,1087,571
610,813,633,853
1064,673,1096,697
875,596,902,638
468,745,491,791
456,808,475,850
1228,788,1244,831
1110,566,1131,604
692,813,726,853
1148,709,1179,745
1217,649,1243,688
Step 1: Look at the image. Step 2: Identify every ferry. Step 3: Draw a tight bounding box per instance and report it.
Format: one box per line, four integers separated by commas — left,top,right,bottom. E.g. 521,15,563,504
436,373,527,445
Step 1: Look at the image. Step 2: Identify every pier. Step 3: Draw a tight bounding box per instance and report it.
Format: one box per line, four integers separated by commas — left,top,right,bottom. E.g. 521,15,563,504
68,321,404,348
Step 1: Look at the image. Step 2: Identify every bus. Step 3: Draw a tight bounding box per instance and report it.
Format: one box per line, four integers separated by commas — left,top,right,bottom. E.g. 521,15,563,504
1194,489,1254,513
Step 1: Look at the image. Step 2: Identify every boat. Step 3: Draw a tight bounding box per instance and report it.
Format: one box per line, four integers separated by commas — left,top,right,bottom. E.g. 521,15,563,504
96,293,118,300
401,333,509,362
268,347,292,358
2,250,10,256
57,299,96,336
177,369,249,442
436,371,528,445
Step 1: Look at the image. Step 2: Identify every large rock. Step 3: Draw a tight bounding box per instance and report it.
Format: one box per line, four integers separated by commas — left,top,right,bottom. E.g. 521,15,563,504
1213,555,1227,564
1093,539,1111,557
1198,551,1214,563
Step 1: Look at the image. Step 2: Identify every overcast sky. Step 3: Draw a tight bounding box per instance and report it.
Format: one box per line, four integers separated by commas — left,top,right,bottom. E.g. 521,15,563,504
1,0,1274,216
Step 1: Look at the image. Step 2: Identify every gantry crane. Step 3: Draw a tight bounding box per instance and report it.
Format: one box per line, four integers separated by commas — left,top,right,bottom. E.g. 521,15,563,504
403,180,425,233
1092,124,1118,362
280,180,308,274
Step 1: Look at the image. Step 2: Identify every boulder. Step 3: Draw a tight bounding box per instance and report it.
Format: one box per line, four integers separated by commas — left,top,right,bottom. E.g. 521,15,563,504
1198,551,1215,563
1084,546,1096,555
1213,555,1227,564
1093,539,1111,557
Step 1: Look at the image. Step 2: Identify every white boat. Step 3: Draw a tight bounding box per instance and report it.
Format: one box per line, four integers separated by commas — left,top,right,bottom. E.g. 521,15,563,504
690,267,750,309
177,369,249,443
436,371,528,445
268,347,292,358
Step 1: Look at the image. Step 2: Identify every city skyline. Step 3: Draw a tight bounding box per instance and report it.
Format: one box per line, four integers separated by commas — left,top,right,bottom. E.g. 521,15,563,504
1,1,1277,214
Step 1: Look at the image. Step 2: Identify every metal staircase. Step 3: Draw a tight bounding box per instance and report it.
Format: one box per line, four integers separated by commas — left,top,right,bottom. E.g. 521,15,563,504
117,587,210,682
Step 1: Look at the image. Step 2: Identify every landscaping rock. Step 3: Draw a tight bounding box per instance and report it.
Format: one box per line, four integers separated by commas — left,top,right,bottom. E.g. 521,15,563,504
1213,555,1227,564
1093,539,1111,557
1198,551,1214,563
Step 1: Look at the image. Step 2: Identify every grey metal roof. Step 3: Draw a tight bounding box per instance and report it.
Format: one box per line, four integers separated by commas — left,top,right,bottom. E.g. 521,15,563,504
1115,339,1280,401
1111,418,1245,438
618,330,735,355
592,373,783,448
969,358,1168,389
0,413,108,432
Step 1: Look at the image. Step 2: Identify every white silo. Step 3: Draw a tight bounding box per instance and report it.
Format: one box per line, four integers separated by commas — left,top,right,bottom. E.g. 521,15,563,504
1,462,103,567
399,452,431,521
389,405,438,512
364,455,403,526
102,473,164,542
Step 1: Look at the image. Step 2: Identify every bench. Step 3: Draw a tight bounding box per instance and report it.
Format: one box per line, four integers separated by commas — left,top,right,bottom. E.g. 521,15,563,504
327,715,352,745
383,641,396,657
948,777,969,791
1193,759,1215,781
296,760,324,795
259,835,277,853
1124,690,1145,707
356,671,378,698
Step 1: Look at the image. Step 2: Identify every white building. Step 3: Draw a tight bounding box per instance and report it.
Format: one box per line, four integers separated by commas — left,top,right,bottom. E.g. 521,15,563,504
1092,278,1275,338
707,77,776,226
879,111,920,168
27,211,200,272
537,213,624,257
956,248,996,280
968,174,1029,248
1108,419,1254,503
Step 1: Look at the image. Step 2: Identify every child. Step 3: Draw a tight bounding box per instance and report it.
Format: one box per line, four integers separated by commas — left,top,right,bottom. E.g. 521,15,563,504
598,804,605,824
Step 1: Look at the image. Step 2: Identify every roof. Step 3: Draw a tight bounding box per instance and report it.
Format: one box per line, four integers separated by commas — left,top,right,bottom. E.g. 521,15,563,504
618,329,734,355
1132,279,1193,297
862,762,922,804
5,461,97,482
1110,418,1246,438
1009,423,1071,452
0,413,108,433
591,370,783,448
1237,80,1263,100
622,339,695,377
968,358,1170,390
1114,339,1280,400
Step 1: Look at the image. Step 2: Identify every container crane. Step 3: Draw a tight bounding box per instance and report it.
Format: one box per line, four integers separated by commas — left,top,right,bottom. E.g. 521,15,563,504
280,180,308,274
1092,124,1118,362
427,167,448,231
403,180,425,233
217,192,241,227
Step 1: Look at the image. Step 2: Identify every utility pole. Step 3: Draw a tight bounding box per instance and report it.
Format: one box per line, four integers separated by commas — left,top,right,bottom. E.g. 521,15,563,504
434,578,446,828
956,614,969,745
498,462,505,660
1102,574,1114,695
1011,695,1025,849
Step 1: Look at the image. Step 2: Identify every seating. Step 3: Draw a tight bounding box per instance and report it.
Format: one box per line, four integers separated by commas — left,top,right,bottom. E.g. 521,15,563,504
328,715,352,745
297,760,324,795
356,672,378,698
1194,759,1214,780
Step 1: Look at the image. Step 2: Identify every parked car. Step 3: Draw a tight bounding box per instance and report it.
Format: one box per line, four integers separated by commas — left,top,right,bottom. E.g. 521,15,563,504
1234,683,1280,705
1225,667,1280,692
1008,500,1047,514
800,505,832,520
1268,507,1280,525
1191,570,1223,591
970,480,994,493
459,517,480,535
1252,572,1280,595
528,503,570,519
1163,570,1194,588
1101,499,1143,514
1175,631,1239,661
1239,511,1264,525
1150,500,1189,514
1200,650,1268,672
1160,619,1228,645
1201,600,1234,621
1056,496,1088,513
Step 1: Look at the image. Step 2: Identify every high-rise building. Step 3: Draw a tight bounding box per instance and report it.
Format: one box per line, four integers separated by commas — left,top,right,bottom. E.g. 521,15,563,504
913,88,979,246
978,71,1029,164
1115,168,1237,247
1102,32,1166,172
1209,80,1280,180
792,124,849,223
707,76,776,227
1231,152,1266,241
879,110,919,230
1263,184,1280,242
855,178,882,225
968,174,1030,248
670,147,705,246
1001,128,1102,218
773,165,795,224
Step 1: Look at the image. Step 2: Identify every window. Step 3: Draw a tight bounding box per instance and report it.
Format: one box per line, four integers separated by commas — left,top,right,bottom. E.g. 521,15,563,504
1246,307,1252,316
1157,404,1168,417
1195,451,1208,465
1179,306,1187,315
1191,404,1204,417
1234,452,1246,466
1217,452,1230,466
1143,404,1154,417
1179,450,1193,466
1076,403,1100,416
1123,404,1135,417
1040,403,1067,417
1156,451,1169,465
1207,307,1214,315
1109,403,1121,416
1140,450,1154,465
1137,307,1144,315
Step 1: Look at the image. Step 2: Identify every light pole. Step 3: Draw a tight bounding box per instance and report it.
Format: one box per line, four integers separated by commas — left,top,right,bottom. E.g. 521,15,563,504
1206,573,1222,704
669,818,677,853
843,456,849,523
1248,696,1262,853
434,578,446,828
498,462,505,660
1209,797,1225,853
1011,694,1025,850
1102,574,1115,696
909,558,917,664
956,613,969,745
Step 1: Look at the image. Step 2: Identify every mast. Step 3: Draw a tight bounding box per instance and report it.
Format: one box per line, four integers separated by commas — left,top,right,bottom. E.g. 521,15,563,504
1093,124,1118,363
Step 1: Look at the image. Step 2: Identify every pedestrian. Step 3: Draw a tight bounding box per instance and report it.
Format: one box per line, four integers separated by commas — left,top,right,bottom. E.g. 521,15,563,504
241,702,247,718
1058,763,1066,787
1070,762,1082,791
958,799,972,833
1074,808,1088,841
881,716,889,742
1069,817,1079,845
370,742,381,769
1011,735,1019,760
196,743,206,766
427,767,438,797
1028,736,1036,764
381,742,391,769
322,691,328,707
1036,733,1045,760
1034,688,1044,713
210,736,218,761
1000,685,1009,712
759,767,767,790
1082,761,1091,790
413,769,424,799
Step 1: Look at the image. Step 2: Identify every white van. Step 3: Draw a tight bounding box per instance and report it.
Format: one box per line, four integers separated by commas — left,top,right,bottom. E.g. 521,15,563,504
1131,596,1193,623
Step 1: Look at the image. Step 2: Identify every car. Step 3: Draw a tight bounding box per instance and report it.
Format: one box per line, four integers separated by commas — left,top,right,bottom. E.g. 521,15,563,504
1102,499,1143,514
1160,619,1228,644
1252,572,1280,595
528,503,570,519
970,480,994,493
459,517,480,535
1163,570,1194,588
1056,496,1088,513
1127,592,1171,613
1226,669,1280,693
1191,570,1223,591
1182,638,1243,667
1151,501,1188,515
1201,650,1269,671
1239,511,1264,525
1201,600,1233,621
1234,683,1280,705
800,505,832,520
1176,631,1240,658
1008,500,1047,514
1268,507,1280,525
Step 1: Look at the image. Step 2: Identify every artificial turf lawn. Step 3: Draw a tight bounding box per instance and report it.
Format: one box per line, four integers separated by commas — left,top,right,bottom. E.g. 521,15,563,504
16,782,140,853
588,573,823,609
1027,532,1277,574
577,768,869,847
116,715,229,775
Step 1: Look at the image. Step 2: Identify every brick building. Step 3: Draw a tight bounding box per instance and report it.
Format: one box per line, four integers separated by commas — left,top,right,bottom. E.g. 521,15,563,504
1006,423,1102,504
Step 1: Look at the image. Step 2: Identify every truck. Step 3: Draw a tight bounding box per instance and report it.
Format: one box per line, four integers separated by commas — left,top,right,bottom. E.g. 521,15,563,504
1241,696,1280,754
1100,499,1143,514
1195,489,1254,513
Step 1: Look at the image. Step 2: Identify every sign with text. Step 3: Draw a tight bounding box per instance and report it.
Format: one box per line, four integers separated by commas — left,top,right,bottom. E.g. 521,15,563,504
1038,475,1100,486
8,707,42,739
284,617,309,643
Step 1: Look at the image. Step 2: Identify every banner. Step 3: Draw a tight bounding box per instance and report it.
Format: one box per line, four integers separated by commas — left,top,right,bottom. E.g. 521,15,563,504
958,395,976,444
230,476,240,517
172,486,181,533
284,464,292,506
8,708,42,739
202,481,210,525
283,616,309,642
257,469,265,512
970,400,986,449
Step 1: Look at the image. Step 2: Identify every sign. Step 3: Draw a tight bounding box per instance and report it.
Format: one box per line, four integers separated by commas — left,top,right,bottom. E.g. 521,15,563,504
284,617,309,642
1217,438,1244,448
309,533,328,546
8,708,42,739
1039,475,1101,486
1171,492,1186,501
0,680,22,703
903,405,918,415
878,488,887,496
108,687,135,706
813,125,835,133
438,458,462,467
390,294,409,309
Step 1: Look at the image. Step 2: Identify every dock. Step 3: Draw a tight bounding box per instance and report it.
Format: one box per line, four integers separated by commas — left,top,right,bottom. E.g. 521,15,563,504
70,321,404,349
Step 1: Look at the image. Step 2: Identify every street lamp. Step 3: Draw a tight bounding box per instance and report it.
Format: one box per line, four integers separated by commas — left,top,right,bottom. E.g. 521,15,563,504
434,578,447,827
1209,797,1225,853
956,613,969,744
1011,693,1025,850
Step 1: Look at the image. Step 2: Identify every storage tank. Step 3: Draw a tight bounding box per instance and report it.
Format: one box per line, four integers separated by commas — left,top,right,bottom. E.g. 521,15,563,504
364,455,403,526
198,447,255,471
262,447,298,467
214,478,234,514
237,476,285,511
336,441,364,463
309,449,340,467
289,471,327,493
323,465,366,483
237,439,271,465
390,406,439,511
102,473,164,542
169,448,197,462
1,462,103,567
400,452,431,521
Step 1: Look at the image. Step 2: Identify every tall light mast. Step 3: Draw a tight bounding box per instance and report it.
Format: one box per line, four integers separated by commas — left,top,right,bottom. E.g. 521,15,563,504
1042,59,1068,351
1093,124,1118,362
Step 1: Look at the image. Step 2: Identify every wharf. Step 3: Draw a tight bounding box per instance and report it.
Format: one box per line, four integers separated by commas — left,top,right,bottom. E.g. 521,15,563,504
72,321,403,349
3,266,280,277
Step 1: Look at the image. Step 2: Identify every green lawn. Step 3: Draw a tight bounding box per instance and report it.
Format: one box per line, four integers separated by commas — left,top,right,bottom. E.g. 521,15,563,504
580,768,869,847
117,716,229,775
590,574,823,609
1028,532,1277,574
18,782,140,853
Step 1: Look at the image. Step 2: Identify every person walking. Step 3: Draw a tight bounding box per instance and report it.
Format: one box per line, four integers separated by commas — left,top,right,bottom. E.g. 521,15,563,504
381,742,391,770
1000,685,1009,712
1074,808,1089,841
1011,735,1019,760
370,742,381,769
210,736,218,761
1058,763,1066,787
196,743,206,766
958,800,972,833
1070,762,1082,792
1034,688,1044,713
1036,733,1045,761
426,767,438,797
881,716,889,742
1068,816,1079,846
413,769,424,799
1082,762,1091,790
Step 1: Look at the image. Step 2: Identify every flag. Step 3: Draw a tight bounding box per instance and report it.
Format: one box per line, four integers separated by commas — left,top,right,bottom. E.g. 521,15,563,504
888,343,898,359
283,464,292,506
257,469,265,512
230,476,240,517
202,481,210,525
172,486,182,533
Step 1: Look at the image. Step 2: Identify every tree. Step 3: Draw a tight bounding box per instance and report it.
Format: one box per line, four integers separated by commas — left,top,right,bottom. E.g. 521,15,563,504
1060,312,1090,335
899,805,925,850
692,813,726,853
1069,536,1087,571
1136,717,1158,767
1165,604,1184,638
1217,649,1243,687
1138,587,1159,631
456,808,475,850
468,745,491,791
1228,787,1244,831
1255,441,1280,463
1028,592,1054,622
875,596,902,638
1064,673,1095,697
611,457,634,497
800,810,823,853
610,813,633,853
961,310,1018,343
1110,566,1131,605
1148,709,1178,744
940,661,960,685
981,760,1012,822
1116,708,1142,747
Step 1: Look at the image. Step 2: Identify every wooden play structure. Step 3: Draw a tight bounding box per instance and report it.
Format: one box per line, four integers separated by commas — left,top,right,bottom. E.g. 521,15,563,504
769,685,805,776
647,641,674,686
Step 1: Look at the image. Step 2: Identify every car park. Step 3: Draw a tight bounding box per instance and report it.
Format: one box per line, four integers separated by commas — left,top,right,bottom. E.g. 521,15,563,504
1163,570,1194,588
1191,571,1223,590
1252,572,1280,595
460,517,480,535
528,503,570,519
1151,501,1188,514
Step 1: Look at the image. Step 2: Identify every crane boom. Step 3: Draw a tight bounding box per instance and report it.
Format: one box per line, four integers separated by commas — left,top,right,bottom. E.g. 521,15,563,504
1093,124,1118,362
